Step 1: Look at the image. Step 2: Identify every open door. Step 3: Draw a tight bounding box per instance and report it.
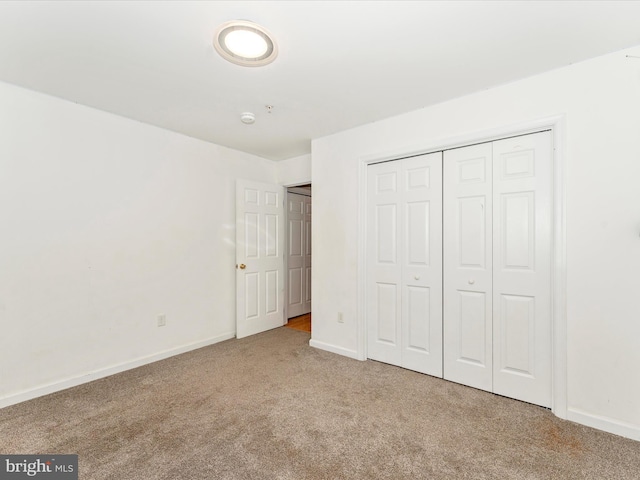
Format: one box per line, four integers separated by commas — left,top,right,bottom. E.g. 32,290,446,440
236,179,285,338
286,191,312,319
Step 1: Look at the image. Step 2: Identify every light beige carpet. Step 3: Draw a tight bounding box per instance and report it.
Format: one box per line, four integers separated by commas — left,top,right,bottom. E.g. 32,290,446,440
1,327,639,479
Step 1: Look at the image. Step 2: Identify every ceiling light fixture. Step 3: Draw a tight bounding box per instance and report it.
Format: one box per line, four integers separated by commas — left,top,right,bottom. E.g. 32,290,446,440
213,20,278,67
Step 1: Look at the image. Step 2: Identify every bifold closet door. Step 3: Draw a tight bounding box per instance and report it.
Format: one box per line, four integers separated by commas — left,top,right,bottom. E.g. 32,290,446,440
443,143,494,391
367,153,443,377
492,133,552,408
444,131,552,407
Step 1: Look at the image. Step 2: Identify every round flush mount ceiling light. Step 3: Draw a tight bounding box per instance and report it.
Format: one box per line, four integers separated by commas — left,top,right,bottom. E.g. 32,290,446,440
213,20,278,67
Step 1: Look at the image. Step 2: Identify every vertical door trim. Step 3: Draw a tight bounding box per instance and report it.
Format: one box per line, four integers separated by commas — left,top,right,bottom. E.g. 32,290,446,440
357,114,567,418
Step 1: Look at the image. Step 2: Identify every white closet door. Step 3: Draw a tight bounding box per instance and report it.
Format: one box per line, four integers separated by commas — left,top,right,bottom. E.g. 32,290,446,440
367,160,402,366
492,132,552,407
367,153,443,376
443,143,494,392
401,154,443,376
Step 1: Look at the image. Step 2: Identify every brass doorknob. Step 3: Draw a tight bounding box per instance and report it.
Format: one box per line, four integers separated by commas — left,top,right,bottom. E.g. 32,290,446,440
239,264,246,269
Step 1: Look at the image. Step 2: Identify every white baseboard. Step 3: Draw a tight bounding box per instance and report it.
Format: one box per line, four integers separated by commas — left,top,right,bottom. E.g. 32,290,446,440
0,332,235,409
567,407,640,441
309,339,360,360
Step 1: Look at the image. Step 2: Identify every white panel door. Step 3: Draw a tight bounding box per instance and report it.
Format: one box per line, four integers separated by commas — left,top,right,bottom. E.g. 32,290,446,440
492,132,552,407
401,154,443,376
444,143,494,392
367,153,443,376
367,160,402,366
287,192,311,318
236,180,285,339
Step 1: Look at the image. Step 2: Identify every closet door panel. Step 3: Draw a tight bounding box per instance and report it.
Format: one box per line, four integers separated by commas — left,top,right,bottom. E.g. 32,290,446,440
367,161,402,366
444,143,493,392
367,153,443,376
492,131,552,407
401,153,443,376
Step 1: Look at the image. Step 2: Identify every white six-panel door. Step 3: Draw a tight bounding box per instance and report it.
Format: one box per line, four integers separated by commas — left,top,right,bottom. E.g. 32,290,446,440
287,192,312,319
367,153,443,377
236,180,285,339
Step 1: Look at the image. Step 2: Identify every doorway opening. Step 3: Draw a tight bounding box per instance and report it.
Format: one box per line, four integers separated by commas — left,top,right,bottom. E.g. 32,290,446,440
285,184,312,333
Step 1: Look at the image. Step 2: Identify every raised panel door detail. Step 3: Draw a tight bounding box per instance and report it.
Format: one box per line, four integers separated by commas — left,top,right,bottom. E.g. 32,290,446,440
376,204,397,264
265,214,279,257
499,294,535,376
407,201,429,266
458,291,487,366
502,192,535,271
501,149,535,180
306,202,312,215
245,213,259,259
376,172,397,194
458,157,486,184
289,219,303,256
458,196,486,268
377,283,398,344
406,166,430,190
407,286,430,352
245,188,259,205
289,198,303,215
288,268,302,305
245,273,259,319
265,191,278,207
265,270,278,314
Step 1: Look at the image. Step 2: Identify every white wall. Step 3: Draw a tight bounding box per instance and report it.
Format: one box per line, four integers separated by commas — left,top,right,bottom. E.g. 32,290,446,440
277,153,311,186
311,45,640,440
0,81,277,406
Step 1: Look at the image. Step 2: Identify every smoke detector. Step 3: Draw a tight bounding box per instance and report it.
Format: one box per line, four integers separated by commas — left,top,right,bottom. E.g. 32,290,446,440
240,112,256,125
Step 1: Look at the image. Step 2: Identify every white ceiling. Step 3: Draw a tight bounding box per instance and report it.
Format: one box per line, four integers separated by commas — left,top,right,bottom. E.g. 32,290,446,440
1,1,639,161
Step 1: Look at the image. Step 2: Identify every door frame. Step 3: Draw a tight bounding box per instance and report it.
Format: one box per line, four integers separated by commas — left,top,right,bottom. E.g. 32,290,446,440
356,114,567,419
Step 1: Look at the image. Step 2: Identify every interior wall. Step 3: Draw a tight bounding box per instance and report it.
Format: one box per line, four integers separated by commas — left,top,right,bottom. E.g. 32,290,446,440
311,45,640,440
0,81,277,406
277,153,311,186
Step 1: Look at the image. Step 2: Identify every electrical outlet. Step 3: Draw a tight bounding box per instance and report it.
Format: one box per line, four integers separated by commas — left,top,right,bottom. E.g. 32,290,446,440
157,315,166,327
337,312,344,323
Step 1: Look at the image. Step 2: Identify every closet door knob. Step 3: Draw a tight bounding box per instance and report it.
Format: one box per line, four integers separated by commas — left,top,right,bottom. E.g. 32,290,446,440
468,279,475,285
414,275,420,280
